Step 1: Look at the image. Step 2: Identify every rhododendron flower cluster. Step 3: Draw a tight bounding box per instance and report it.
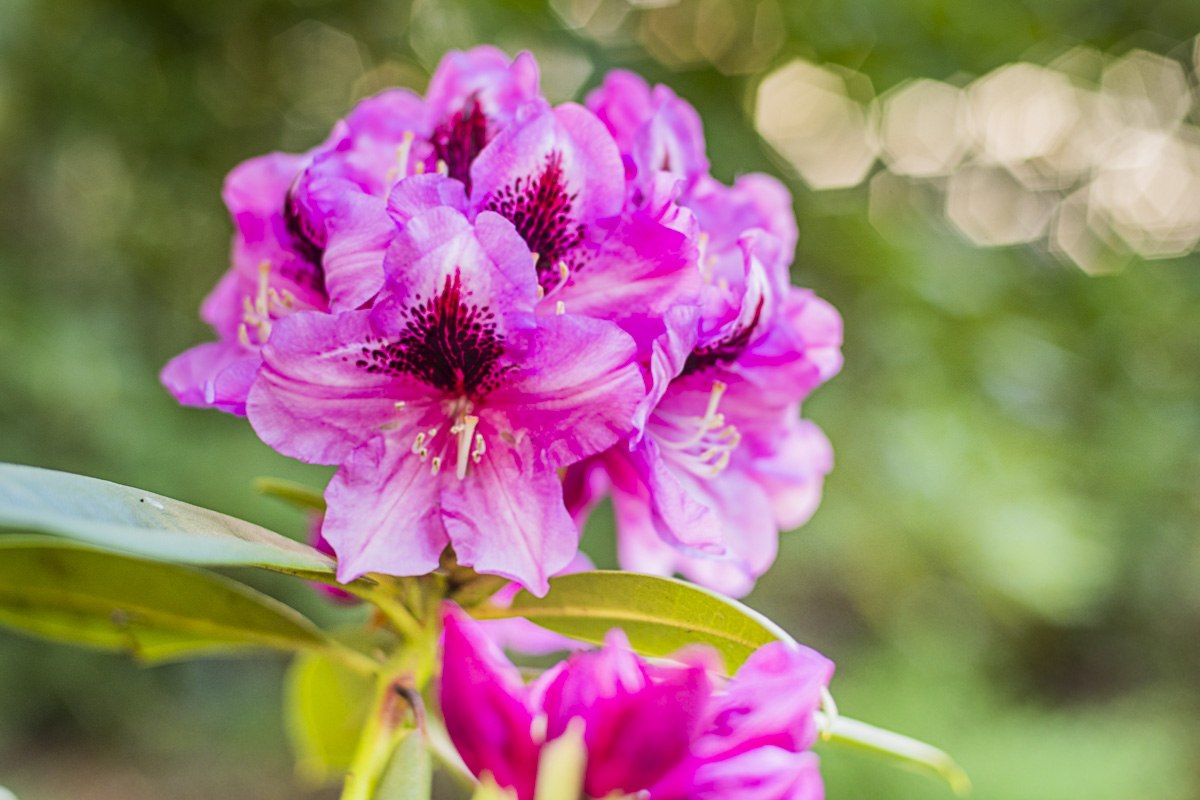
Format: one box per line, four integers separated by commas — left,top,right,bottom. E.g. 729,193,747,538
441,607,834,800
162,46,841,597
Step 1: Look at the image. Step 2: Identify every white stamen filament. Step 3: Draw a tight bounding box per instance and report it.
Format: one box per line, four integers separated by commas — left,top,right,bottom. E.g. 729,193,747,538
406,402,487,480
385,132,416,186
453,414,480,480
652,381,741,478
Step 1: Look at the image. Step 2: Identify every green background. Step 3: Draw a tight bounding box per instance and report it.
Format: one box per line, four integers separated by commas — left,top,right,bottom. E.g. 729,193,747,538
1,0,1199,797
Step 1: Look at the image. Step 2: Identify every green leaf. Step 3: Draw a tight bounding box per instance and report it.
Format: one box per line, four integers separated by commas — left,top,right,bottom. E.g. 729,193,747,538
819,715,972,796
285,649,376,785
255,476,327,512
475,570,793,673
376,728,433,800
0,538,329,662
0,463,333,577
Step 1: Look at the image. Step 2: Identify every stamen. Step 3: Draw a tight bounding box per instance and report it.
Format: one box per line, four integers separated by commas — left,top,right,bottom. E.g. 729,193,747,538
435,159,449,176
536,284,545,300
554,300,566,315
412,431,427,456
237,323,252,349
255,262,271,317
650,380,740,478
454,414,480,480
394,401,407,411
414,161,426,175
386,131,416,185
471,432,486,464
430,455,443,475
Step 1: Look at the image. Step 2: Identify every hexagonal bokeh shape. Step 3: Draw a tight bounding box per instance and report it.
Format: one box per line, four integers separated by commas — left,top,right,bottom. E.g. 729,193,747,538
945,166,1055,246
877,78,969,178
1101,49,1190,130
968,63,1078,165
755,59,877,190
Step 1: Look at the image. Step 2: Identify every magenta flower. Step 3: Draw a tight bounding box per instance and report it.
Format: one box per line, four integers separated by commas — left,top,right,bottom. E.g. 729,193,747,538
569,80,844,594
585,69,709,202
652,642,835,800
288,46,542,310
440,606,711,800
386,99,701,357
163,47,542,414
160,151,333,414
247,206,643,594
441,609,834,800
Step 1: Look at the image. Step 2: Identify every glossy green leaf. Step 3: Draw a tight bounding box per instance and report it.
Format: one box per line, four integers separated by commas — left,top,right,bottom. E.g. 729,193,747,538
376,728,433,800
476,570,792,673
0,463,333,576
285,648,376,784
0,538,328,662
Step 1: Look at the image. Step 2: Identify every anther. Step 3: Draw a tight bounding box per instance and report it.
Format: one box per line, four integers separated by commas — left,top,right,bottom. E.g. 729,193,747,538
554,300,566,315
430,455,443,475
435,159,448,176
471,432,486,464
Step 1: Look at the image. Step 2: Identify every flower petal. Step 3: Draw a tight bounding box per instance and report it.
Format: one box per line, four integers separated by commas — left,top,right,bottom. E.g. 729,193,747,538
440,606,540,800
159,341,258,416
469,102,624,279
486,314,643,470
382,206,539,334
441,434,579,596
322,434,448,582
248,309,435,465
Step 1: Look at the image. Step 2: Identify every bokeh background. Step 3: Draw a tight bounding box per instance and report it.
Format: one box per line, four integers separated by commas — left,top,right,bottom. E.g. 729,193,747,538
2,0,1200,798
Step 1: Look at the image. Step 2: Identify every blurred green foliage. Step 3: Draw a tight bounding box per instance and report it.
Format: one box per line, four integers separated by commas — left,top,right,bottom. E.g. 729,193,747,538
1,0,1199,798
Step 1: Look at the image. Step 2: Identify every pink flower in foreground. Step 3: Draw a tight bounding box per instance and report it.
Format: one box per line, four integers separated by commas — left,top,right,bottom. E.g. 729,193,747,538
248,207,643,594
440,607,710,800
441,608,835,800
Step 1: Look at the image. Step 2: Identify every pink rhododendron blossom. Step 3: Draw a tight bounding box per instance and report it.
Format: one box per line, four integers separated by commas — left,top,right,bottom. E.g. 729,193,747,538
161,151,334,414
440,608,834,800
248,207,643,594
572,72,844,597
386,99,701,357
440,607,710,800
163,47,843,596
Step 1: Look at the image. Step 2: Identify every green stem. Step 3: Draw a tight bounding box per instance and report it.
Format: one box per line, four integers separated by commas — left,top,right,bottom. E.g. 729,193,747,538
817,713,972,796
340,640,437,800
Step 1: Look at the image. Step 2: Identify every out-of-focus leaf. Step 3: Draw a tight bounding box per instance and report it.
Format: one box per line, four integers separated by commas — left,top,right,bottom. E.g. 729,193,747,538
0,463,334,577
255,476,327,512
0,538,328,662
377,728,433,800
475,570,792,673
821,715,972,797
285,648,375,784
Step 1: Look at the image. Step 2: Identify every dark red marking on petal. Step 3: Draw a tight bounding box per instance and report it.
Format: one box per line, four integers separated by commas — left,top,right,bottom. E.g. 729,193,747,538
483,151,585,292
354,269,510,397
282,178,327,295
680,295,765,377
433,95,490,194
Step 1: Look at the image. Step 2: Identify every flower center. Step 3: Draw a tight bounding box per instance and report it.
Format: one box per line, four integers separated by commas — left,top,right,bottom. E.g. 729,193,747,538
680,295,765,377
355,269,511,397
651,380,741,478
408,397,487,479
432,95,490,193
483,151,585,293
